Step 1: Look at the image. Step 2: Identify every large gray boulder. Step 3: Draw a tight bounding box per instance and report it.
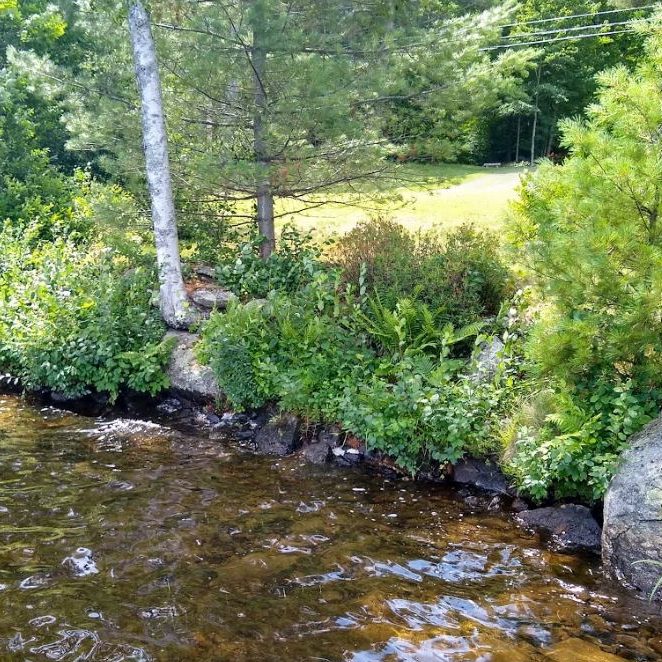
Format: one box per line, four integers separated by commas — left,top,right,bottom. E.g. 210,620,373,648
165,331,222,402
603,416,662,598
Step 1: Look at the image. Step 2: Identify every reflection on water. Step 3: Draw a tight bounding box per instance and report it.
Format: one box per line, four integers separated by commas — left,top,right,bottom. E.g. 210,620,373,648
0,395,661,661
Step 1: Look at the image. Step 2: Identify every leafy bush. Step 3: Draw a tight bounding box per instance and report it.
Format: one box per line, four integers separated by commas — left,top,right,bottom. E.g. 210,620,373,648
0,226,170,399
505,37,662,502
330,218,511,326
504,380,657,503
216,225,330,298
199,270,512,474
198,273,376,418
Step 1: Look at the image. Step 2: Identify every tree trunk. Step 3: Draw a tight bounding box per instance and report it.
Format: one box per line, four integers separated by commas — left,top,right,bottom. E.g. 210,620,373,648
128,1,191,329
545,116,557,156
515,114,521,163
251,12,275,259
530,67,541,167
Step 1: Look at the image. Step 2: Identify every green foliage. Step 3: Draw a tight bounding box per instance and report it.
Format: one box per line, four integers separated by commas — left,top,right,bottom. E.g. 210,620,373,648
216,226,330,298
199,264,516,473
506,26,662,501
505,380,656,502
199,275,376,417
0,226,170,400
331,217,511,326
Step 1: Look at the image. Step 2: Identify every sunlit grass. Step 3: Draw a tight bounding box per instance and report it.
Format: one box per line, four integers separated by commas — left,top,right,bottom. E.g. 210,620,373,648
275,162,527,237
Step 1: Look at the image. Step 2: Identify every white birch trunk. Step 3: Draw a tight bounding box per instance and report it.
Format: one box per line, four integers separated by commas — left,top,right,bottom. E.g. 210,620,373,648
128,0,191,329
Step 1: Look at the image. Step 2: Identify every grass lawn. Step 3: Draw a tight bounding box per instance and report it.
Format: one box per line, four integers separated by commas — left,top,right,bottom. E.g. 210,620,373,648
276,162,528,237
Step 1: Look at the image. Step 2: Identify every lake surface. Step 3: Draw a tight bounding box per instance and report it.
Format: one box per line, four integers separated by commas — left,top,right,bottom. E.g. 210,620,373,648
1,395,662,661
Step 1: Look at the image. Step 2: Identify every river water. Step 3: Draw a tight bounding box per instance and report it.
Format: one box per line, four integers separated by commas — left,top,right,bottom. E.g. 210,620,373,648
1,396,662,661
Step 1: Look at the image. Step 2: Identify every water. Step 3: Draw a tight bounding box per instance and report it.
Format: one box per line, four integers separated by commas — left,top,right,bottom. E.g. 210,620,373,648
1,396,661,661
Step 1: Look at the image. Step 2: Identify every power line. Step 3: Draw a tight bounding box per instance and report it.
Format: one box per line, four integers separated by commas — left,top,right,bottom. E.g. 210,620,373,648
501,18,648,40
497,3,659,30
483,27,639,51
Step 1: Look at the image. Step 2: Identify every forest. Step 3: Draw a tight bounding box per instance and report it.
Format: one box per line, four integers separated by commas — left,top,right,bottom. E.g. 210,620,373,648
1,0,661,509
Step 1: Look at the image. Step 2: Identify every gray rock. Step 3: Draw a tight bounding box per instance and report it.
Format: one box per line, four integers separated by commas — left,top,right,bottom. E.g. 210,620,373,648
470,337,505,382
193,264,216,279
303,441,331,464
510,497,529,513
603,416,662,598
516,504,601,554
190,287,237,310
50,391,87,404
255,413,300,456
452,458,510,494
165,331,222,402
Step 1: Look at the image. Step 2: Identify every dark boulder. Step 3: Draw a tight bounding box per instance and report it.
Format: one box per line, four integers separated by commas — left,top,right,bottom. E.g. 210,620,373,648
303,441,332,465
516,504,602,554
255,413,301,456
452,458,511,494
603,416,662,598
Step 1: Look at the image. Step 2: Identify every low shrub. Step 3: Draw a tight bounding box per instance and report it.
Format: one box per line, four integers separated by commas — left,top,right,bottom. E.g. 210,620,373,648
198,273,516,474
216,225,331,298
330,218,511,326
503,378,658,503
0,226,170,399
198,273,376,420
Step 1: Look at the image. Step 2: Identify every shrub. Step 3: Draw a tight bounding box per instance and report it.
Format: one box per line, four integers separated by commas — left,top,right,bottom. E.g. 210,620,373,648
198,274,377,419
330,218,511,326
338,359,500,474
506,36,662,502
504,380,657,503
216,225,330,298
0,226,170,399
198,273,510,475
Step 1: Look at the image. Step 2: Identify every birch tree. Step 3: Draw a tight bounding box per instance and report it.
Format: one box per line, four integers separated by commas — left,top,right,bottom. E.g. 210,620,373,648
127,0,190,329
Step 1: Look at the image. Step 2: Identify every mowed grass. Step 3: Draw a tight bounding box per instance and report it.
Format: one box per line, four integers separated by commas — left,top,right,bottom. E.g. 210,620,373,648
276,162,528,237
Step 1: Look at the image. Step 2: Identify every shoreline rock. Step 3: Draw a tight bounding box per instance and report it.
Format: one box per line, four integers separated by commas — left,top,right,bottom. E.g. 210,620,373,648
603,416,662,598
516,504,602,555
165,331,222,402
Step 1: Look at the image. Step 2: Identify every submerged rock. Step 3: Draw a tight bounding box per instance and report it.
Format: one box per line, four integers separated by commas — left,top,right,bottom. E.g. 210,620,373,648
255,413,301,456
544,637,626,661
304,425,343,465
165,331,222,402
603,416,662,598
452,458,510,494
516,504,601,554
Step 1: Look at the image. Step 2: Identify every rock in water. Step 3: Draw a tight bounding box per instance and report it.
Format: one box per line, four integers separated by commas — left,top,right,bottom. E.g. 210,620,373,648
255,413,300,456
603,416,662,598
165,331,222,402
303,441,332,465
516,504,601,554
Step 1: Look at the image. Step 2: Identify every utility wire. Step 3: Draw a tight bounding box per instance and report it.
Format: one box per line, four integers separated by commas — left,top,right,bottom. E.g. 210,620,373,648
483,27,639,51
496,3,659,29
502,18,648,40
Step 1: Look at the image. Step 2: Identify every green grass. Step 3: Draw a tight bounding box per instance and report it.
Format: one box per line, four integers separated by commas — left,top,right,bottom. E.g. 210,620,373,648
276,162,528,237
